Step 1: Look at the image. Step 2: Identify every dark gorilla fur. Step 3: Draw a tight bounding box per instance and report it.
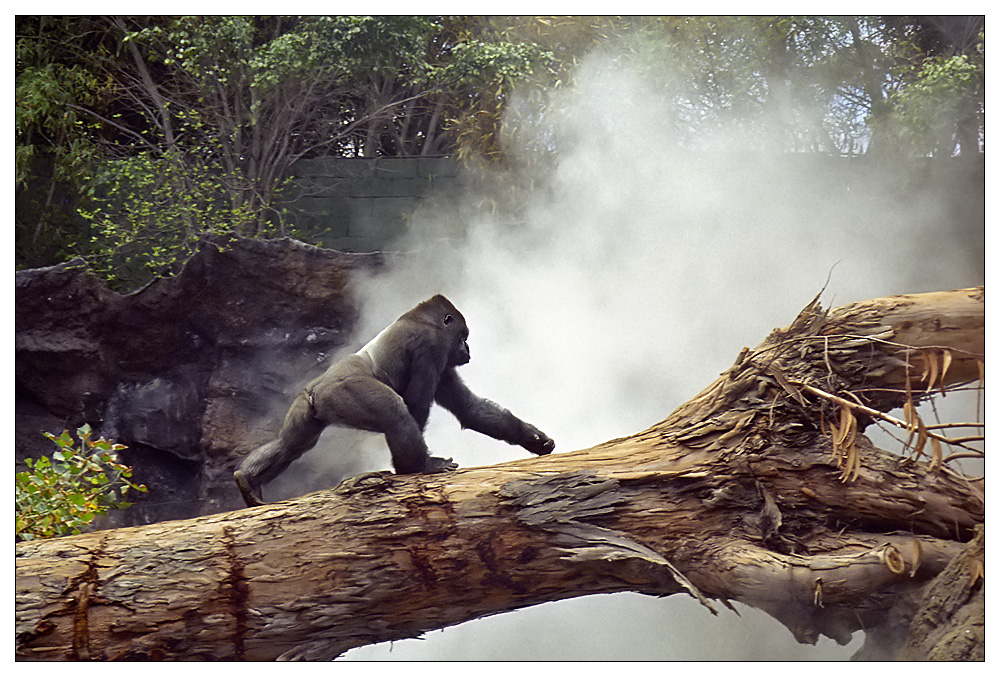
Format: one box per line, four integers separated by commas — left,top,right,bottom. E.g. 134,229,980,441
234,294,554,507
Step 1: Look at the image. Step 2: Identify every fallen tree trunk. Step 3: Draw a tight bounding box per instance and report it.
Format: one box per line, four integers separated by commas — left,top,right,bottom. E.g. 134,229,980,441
15,287,985,661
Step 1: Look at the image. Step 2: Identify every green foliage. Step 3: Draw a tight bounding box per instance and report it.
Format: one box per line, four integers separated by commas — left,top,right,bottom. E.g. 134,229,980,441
14,15,986,276
15,17,109,269
878,41,985,156
62,16,556,286
78,145,279,289
14,62,101,187
442,39,551,85
14,18,105,188
15,425,148,541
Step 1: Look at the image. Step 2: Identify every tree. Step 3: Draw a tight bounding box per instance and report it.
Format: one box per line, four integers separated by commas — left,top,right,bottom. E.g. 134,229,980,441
77,16,453,285
15,16,551,284
14,16,105,268
15,287,984,661
15,16,985,280
477,16,985,160
876,16,984,159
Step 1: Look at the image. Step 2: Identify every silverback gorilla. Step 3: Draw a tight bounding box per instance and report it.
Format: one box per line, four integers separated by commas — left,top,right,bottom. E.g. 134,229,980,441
234,295,554,507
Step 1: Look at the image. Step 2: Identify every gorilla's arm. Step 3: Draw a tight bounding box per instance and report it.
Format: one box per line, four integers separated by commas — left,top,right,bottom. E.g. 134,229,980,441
400,344,444,429
435,369,554,455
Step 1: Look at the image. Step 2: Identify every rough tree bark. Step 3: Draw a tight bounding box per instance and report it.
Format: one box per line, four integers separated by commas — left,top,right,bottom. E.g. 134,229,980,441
15,287,985,661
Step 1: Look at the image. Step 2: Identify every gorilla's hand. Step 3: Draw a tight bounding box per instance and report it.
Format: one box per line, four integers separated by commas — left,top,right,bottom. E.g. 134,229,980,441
522,425,555,455
426,456,459,473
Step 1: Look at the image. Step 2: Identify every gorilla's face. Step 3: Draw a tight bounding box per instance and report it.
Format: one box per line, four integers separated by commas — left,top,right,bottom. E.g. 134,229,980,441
444,313,471,367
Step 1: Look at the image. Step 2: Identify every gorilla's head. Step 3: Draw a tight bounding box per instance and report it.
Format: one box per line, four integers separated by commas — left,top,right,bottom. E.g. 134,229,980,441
412,295,470,367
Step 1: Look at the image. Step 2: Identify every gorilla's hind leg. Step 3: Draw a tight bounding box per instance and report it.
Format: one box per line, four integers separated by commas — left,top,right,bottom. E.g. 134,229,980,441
317,376,455,475
235,439,284,507
234,392,326,507
234,467,265,507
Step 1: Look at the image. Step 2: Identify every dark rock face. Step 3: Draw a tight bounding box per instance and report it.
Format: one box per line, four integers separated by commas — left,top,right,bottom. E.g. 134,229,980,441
15,237,382,522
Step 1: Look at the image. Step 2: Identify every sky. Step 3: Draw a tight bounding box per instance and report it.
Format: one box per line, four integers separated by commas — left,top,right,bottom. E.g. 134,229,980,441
266,42,984,661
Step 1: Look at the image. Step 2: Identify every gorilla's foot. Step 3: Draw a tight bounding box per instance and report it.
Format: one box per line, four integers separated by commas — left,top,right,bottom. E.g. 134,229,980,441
234,470,265,508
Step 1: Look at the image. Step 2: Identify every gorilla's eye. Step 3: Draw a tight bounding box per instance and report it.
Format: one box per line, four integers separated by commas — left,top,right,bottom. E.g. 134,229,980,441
443,314,454,326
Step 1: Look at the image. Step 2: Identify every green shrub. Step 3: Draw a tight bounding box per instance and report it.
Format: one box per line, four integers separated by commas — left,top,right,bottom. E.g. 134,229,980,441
15,424,148,541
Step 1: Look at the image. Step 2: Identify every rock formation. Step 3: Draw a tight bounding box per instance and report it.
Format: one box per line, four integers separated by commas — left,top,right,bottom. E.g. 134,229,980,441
15,237,382,522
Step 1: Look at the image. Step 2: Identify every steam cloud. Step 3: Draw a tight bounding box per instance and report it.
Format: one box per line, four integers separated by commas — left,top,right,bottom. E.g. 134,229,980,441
294,48,979,660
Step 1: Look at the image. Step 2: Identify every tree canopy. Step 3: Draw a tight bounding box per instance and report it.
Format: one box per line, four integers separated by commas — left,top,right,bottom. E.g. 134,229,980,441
15,15,984,281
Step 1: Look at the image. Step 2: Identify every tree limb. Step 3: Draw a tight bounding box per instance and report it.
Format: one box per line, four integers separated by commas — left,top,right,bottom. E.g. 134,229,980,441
15,287,985,660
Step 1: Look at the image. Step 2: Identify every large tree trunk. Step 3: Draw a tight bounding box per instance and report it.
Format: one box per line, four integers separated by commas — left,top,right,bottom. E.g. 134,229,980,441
15,287,985,661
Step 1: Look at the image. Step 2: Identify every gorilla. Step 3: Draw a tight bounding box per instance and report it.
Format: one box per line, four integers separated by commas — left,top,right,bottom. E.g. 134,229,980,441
234,294,554,507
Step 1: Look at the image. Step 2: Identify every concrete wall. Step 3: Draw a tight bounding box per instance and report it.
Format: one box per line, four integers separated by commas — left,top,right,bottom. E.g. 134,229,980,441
279,156,463,252
277,154,984,268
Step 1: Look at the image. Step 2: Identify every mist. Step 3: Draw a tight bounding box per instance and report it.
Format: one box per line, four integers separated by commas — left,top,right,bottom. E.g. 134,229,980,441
289,46,982,660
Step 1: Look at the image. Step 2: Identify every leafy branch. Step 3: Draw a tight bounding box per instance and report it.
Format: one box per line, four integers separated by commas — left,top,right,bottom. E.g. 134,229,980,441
15,425,148,541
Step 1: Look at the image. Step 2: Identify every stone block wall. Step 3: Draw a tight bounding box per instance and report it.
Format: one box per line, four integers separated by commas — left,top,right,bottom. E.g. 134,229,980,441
279,156,463,252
